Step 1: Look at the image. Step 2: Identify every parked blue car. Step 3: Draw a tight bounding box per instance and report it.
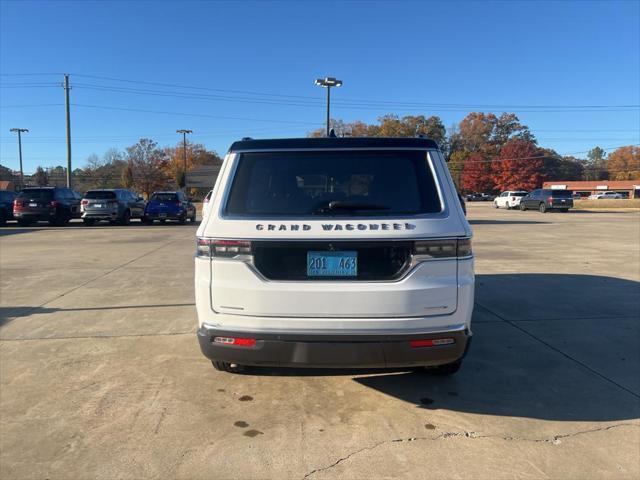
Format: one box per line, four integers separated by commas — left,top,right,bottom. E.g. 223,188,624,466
143,191,196,225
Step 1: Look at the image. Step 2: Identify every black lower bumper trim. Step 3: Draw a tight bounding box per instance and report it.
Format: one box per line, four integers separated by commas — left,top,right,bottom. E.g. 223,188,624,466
197,326,471,368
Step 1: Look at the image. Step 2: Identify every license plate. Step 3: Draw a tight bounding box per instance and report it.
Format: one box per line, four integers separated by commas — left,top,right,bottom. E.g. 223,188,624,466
307,251,357,277
29,203,37,207
94,204,103,208
159,213,167,218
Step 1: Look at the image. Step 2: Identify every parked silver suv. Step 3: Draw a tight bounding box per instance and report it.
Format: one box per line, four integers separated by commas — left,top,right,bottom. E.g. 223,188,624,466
81,189,145,226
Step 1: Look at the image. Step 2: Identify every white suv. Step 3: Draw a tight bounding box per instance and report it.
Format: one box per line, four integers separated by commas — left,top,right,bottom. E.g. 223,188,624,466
494,190,528,209
195,137,474,374
589,192,623,199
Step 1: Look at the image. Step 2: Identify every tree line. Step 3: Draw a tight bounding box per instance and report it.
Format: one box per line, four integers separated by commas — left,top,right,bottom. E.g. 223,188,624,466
1,112,638,195
310,112,639,192
0,139,222,199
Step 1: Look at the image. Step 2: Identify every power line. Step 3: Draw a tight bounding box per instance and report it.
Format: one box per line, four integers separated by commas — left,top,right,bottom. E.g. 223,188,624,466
71,103,324,125
0,104,65,108
4,72,639,111
71,82,640,113
68,73,640,109
0,73,64,76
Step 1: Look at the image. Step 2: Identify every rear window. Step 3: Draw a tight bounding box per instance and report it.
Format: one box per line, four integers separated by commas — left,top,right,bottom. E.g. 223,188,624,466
512,192,527,197
17,189,53,200
150,193,179,202
85,190,116,200
225,150,442,217
550,190,573,198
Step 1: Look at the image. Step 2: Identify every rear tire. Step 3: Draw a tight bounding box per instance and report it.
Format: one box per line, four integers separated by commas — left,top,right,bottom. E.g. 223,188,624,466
189,214,196,223
178,215,186,225
519,203,526,211
494,202,499,209
50,215,68,226
120,210,131,226
211,360,246,374
426,359,462,376
539,203,547,213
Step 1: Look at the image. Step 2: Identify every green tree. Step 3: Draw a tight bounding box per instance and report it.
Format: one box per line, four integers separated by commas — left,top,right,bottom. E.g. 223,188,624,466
121,163,134,188
34,166,49,186
584,146,608,181
447,150,469,190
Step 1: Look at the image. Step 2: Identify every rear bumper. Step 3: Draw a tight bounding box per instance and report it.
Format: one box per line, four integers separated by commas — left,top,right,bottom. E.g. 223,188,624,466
82,211,118,220
197,325,472,368
145,211,184,220
13,211,51,220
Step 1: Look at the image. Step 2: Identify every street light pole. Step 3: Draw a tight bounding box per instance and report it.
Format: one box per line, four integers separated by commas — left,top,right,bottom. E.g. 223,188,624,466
9,128,28,190
314,77,343,136
176,129,192,190
63,74,72,188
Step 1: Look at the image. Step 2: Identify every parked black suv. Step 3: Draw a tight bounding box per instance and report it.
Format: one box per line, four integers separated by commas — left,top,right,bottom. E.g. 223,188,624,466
13,187,81,226
0,190,17,226
519,189,573,212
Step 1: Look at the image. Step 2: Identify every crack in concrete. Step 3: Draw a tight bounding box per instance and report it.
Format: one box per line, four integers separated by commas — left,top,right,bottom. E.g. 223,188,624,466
302,423,639,479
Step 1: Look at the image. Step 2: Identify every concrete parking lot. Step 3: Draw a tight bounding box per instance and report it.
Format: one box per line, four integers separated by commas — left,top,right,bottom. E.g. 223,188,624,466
1,204,639,479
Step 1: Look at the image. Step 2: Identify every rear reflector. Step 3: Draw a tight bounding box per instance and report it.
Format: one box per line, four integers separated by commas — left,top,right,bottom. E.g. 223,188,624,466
213,336,256,347
410,338,455,348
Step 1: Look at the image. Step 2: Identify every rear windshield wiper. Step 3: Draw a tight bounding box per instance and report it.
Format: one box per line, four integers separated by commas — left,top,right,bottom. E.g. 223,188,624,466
312,201,391,215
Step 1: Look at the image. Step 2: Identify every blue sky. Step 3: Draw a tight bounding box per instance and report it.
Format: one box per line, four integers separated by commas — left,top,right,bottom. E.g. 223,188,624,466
1,0,639,174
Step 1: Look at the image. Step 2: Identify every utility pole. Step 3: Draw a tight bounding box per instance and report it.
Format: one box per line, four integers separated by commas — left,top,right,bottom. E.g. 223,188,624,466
176,129,192,190
9,128,28,190
63,74,72,188
314,77,343,136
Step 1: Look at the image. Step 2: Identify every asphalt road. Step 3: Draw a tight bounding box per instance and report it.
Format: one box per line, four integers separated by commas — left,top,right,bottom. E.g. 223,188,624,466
1,204,639,479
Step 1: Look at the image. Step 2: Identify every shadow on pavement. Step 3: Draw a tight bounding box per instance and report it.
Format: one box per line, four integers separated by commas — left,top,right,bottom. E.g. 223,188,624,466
0,221,199,236
247,274,640,421
468,219,549,225
0,303,196,327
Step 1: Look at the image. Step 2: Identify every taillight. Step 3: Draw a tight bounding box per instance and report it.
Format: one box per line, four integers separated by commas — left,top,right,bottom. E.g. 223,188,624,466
50,200,59,207
176,201,183,207
511,197,515,201
548,197,553,203
81,199,88,205
413,238,472,259
196,238,252,259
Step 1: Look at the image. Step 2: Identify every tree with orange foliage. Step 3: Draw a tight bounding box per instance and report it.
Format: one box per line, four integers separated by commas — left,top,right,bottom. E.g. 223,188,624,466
163,141,222,188
606,146,640,180
492,139,545,191
461,152,494,193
